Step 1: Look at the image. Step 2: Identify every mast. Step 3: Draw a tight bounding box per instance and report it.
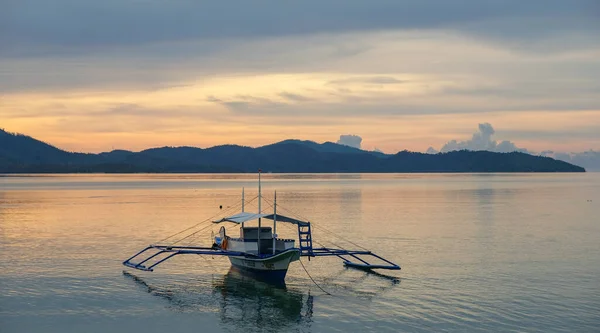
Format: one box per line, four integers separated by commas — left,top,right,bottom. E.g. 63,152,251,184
273,190,277,255
241,187,245,228
257,170,261,255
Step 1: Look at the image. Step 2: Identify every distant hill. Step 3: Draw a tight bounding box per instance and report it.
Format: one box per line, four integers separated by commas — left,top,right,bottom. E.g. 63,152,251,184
0,128,586,173
274,139,386,157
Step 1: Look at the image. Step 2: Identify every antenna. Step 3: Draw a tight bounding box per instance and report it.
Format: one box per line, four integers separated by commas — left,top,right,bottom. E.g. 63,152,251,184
258,170,262,254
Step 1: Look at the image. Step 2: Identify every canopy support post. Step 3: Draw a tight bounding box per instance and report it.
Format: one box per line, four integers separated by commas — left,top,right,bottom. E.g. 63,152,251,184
273,190,277,255
241,187,245,228
258,170,262,255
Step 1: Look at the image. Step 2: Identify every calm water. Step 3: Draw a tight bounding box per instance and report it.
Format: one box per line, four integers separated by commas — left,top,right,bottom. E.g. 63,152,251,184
1,173,599,332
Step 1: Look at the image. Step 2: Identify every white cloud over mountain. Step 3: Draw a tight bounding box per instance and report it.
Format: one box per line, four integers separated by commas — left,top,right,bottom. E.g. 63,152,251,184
426,123,599,170
337,134,363,149
436,123,526,153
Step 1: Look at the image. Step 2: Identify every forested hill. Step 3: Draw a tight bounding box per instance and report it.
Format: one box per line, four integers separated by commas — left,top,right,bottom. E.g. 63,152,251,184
0,129,586,173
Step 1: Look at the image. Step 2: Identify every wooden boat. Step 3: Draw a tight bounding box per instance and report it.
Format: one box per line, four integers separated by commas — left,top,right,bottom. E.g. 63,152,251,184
123,172,400,283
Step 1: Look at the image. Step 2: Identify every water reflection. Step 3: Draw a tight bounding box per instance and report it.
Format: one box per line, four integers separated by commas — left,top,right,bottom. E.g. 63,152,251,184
123,269,314,332
215,269,313,332
321,267,401,301
339,189,362,217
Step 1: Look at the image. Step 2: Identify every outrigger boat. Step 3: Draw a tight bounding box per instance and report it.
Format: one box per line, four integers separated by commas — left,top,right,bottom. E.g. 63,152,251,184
123,173,400,283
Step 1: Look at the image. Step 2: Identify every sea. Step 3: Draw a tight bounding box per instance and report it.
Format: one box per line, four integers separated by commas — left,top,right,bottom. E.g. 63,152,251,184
1,173,599,332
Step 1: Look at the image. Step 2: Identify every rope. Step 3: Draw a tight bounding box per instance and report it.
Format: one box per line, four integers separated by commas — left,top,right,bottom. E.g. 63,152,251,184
261,198,342,250
180,223,215,246
261,197,367,251
157,195,258,245
172,224,214,246
155,204,237,244
166,205,240,245
175,194,263,246
272,207,341,251
299,258,331,296
310,222,369,251
170,197,260,246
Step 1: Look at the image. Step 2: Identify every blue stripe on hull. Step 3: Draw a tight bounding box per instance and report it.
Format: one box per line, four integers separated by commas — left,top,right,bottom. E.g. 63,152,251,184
230,263,288,284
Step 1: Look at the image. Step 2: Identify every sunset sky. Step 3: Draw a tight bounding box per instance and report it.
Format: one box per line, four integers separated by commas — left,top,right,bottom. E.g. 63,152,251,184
2,1,599,153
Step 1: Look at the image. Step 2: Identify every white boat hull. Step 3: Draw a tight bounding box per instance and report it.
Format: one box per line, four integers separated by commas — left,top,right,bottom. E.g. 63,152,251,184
228,249,300,281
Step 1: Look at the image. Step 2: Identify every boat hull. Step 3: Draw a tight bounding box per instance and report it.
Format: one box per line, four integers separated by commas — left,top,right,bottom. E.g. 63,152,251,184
228,249,300,282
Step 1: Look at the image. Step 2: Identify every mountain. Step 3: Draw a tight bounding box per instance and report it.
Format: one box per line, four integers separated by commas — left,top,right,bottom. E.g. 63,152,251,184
0,128,90,164
0,128,586,173
274,139,386,157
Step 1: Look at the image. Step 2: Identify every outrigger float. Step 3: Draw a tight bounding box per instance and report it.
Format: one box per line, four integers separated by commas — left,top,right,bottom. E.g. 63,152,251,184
123,173,400,283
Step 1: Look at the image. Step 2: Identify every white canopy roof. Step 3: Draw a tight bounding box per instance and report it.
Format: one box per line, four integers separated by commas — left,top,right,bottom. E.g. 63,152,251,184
214,211,309,226
214,212,269,224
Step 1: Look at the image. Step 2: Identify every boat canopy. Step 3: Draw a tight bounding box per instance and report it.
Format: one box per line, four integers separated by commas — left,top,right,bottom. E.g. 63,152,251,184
214,212,269,224
263,214,310,226
214,212,309,226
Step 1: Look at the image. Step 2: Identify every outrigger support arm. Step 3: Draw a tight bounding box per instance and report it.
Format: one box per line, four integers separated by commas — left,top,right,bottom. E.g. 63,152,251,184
122,245,246,272
302,247,401,270
123,245,400,272
294,221,400,270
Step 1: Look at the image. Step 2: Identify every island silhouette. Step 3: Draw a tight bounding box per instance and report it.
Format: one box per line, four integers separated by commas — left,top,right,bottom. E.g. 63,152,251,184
0,129,585,173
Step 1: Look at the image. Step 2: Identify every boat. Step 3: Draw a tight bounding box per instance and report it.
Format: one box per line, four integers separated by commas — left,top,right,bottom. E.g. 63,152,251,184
123,172,400,283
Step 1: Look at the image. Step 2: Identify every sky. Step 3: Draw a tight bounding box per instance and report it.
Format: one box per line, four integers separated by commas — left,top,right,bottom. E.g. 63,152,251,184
1,0,600,154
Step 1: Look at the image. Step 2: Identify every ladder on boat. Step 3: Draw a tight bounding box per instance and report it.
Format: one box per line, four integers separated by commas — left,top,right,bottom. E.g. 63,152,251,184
297,223,313,256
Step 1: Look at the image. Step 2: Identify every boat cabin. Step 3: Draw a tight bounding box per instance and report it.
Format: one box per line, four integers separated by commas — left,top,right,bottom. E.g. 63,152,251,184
240,226,272,240
221,226,295,255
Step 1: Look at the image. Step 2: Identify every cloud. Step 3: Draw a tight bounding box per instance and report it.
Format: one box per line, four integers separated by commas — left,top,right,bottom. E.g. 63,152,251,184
435,122,600,170
440,123,527,153
4,29,599,119
207,94,284,112
327,76,406,86
278,92,312,102
2,1,597,58
1,1,598,155
540,150,600,171
337,134,362,149
206,95,223,103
